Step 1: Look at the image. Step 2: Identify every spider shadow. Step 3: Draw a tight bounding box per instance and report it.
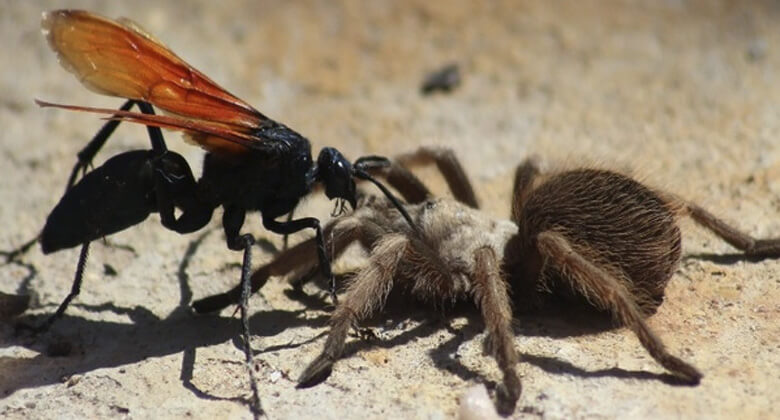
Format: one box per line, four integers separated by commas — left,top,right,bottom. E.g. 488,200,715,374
283,279,448,356
312,293,693,391
446,303,694,388
683,252,773,265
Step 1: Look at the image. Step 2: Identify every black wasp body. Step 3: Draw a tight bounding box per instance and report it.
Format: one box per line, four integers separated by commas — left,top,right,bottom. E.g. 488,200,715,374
41,118,355,257
11,8,415,418
24,10,414,338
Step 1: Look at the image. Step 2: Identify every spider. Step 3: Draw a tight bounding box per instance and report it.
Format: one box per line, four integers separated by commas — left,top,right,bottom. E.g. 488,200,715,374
193,147,780,415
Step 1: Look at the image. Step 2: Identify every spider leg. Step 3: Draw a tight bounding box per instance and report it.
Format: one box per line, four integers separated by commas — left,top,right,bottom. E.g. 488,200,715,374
511,158,540,223
536,231,703,384
472,246,521,415
395,146,479,208
359,146,478,206
372,159,432,205
297,234,409,387
288,216,387,290
680,202,780,257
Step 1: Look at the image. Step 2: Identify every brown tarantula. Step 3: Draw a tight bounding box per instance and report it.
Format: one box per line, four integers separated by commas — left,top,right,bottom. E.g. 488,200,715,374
193,147,780,415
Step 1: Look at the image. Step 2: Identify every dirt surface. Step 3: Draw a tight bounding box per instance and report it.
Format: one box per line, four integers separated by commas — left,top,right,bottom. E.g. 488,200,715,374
1,1,779,419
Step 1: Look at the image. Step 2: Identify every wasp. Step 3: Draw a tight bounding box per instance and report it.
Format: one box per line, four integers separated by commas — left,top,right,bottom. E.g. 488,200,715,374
20,9,414,415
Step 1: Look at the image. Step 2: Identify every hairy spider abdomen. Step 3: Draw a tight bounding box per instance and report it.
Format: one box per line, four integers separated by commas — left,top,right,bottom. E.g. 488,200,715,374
517,169,682,312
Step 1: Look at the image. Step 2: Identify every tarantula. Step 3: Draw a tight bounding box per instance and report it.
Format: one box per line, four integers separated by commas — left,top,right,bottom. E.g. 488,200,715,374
193,147,780,415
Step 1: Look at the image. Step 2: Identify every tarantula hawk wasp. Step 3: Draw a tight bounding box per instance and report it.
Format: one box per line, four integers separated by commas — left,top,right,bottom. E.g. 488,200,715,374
12,9,415,416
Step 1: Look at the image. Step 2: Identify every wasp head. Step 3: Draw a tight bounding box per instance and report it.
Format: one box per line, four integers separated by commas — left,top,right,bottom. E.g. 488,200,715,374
316,147,357,209
314,149,418,233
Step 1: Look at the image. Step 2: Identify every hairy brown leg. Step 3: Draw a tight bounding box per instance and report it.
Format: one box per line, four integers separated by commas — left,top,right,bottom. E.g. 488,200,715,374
536,231,703,384
511,158,540,224
298,234,409,386
472,246,522,415
680,202,780,257
289,214,391,291
395,146,479,208
368,159,433,205
363,146,478,206
192,215,365,314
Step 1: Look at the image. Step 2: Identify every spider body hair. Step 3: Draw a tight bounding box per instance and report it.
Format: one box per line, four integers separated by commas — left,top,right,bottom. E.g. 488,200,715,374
510,168,682,314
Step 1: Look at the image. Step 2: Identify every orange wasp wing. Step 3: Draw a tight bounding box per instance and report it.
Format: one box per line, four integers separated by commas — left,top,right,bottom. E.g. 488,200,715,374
42,9,273,156
36,99,261,149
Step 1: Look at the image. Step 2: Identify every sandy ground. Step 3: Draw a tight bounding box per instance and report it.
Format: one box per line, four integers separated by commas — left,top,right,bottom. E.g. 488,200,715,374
1,1,779,419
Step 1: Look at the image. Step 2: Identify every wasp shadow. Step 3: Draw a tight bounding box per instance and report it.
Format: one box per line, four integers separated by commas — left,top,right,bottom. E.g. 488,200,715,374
0,228,324,402
0,303,330,395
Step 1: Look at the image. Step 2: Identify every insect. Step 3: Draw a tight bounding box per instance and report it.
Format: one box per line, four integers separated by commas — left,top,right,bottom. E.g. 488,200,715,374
21,9,415,416
26,9,414,327
194,147,779,415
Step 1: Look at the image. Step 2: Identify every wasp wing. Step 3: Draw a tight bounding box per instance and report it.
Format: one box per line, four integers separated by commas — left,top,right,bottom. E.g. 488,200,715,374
42,9,275,156
36,100,266,157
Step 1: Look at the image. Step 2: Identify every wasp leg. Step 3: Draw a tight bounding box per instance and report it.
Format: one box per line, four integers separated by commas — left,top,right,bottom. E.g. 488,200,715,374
264,217,336,305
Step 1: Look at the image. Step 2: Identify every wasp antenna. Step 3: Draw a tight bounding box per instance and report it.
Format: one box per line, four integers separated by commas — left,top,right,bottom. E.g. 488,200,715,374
354,169,419,234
